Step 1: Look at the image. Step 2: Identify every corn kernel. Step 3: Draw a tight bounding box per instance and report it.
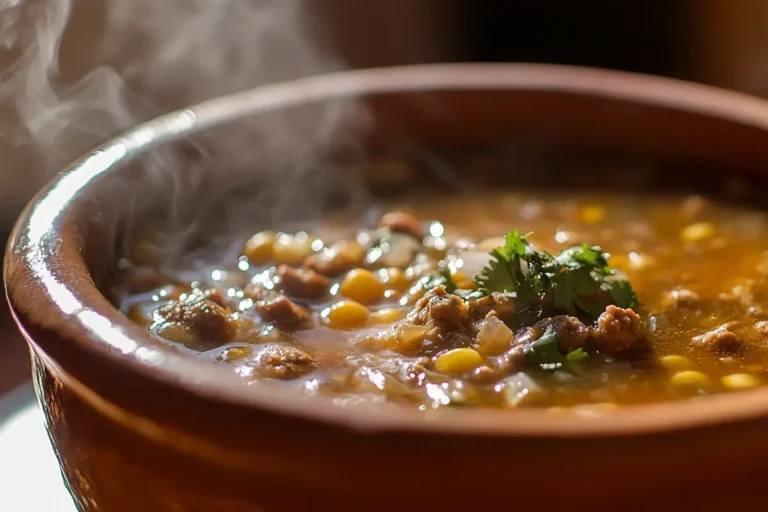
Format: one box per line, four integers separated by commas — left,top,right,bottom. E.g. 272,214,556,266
273,233,317,266
681,222,716,243
155,322,194,345
321,300,369,330
670,370,711,390
393,324,427,354
435,348,484,375
722,373,761,391
451,271,477,290
243,231,277,263
660,355,693,372
340,268,385,304
452,271,468,282
371,308,406,325
579,205,605,223
378,267,412,292
334,240,365,266
223,346,251,362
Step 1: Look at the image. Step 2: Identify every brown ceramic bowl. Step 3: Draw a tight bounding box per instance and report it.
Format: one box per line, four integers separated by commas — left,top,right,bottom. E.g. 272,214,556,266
8,64,768,511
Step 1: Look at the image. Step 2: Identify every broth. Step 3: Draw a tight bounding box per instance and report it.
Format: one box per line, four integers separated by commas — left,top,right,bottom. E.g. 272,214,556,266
121,190,768,409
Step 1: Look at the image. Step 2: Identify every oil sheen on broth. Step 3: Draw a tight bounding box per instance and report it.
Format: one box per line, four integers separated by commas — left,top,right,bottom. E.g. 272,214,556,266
122,191,768,410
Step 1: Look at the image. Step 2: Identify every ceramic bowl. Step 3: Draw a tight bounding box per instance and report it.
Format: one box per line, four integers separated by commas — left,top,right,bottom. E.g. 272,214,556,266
8,64,768,511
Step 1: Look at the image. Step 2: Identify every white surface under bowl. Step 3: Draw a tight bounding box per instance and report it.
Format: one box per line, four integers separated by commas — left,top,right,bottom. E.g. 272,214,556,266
0,382,76,511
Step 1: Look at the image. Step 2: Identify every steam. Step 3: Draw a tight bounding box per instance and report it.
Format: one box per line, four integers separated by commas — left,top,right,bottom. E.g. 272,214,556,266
0,0,370,260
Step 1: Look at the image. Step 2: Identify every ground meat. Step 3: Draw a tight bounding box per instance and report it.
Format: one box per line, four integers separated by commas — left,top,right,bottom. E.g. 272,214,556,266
304,247,355,277
727,281,768,317
468,365,502,384
156,288,238,344
276,264,330,299
692,324,743,355
378,211,425,239
755,320,768,336
409,286,468,331
535,315,590,352
497,345,526,374
467,293,516,322
662,288,701,309
256,295,313,330
255,344,316,379
404,285,472,352
592,305,643,354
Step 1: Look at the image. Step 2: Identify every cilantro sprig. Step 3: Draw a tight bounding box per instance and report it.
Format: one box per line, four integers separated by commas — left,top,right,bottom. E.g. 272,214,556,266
473,231,638,324
421,231,639,371
428,231,638,325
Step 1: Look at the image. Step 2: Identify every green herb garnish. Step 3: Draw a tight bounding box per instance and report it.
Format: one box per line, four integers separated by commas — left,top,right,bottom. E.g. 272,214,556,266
423,231,638,325
523,325,589,371
473,231,638,323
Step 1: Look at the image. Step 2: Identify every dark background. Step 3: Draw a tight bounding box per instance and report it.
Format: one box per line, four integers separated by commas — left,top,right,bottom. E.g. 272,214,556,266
461,2,681,76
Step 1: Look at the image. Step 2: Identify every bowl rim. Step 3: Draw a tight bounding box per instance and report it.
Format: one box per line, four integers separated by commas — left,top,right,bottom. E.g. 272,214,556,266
9,62,768,438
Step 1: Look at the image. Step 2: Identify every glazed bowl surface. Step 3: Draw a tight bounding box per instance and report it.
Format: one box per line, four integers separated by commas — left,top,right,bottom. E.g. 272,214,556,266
8,64,768,511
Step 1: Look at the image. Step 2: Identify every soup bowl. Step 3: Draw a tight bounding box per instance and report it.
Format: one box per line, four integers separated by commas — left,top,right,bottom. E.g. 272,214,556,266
8,64,768,511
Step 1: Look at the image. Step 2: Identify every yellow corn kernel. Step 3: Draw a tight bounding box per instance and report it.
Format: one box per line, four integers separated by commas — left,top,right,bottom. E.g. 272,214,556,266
371,308,406,325
340,268,385,304
451,272,477,290
334,240,365,266
681,222,715,243
579,204,605,223
722,373,761,391
660,355,693,372
435,348,484,375
321,300,369,330
356,333,392,351
452,271,468,282
392,324,427,354
378,267,412,293
670,370,711,390
223,346,251,362
243,231,277,263
273,232,317,266
155,322,194,345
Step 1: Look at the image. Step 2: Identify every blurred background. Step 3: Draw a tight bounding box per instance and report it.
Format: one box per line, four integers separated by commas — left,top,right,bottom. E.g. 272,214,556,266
2,0,768,391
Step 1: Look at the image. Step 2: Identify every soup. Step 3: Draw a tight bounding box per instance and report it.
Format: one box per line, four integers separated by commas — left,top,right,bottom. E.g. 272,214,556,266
122,191,768,409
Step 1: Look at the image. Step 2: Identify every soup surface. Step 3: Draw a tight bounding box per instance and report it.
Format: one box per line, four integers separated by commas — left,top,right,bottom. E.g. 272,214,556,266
122,191,768,410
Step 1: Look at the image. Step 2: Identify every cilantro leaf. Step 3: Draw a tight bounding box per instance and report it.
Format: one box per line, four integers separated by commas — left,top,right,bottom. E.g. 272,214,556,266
418,230,640,326
523,326,588,371
420,267,487,300
566,348,589,363
475,231,547,316
473,233,640,324
523,326,562,370
605,276,640,310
